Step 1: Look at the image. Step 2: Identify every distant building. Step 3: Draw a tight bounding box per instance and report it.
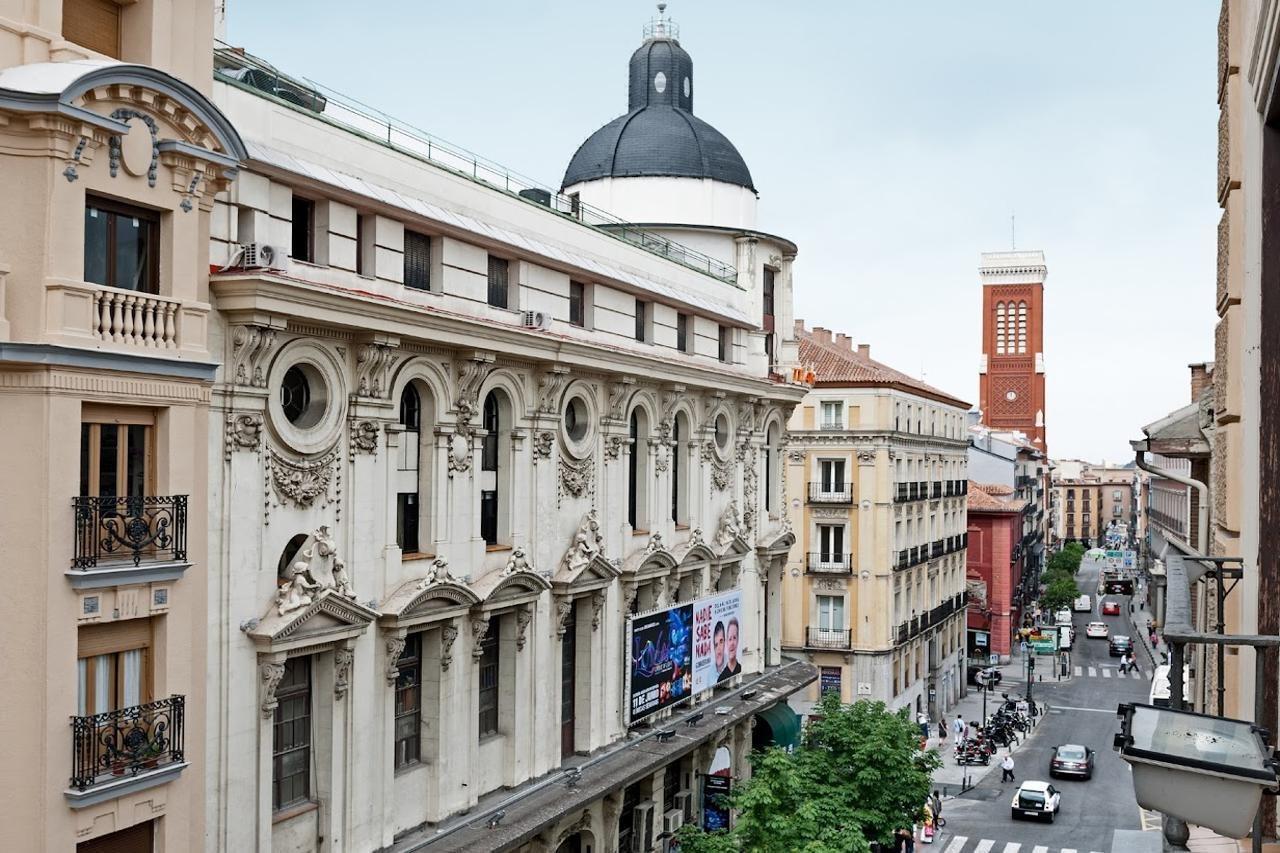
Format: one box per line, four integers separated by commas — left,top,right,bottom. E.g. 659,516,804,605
1050,461,1138,549
967,421,1048,603
976,251,1048,453
965,483,1028,663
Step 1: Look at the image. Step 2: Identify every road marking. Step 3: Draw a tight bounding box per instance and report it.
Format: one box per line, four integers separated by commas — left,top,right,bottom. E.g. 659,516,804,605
974,840,994,853
1003,843,1020,853
1140,808,1162,831
1049,705,1117,713
1074,666,1082,676
1102,668,1112,678
1088,667,1097,677
942,836,968,853
1062,849,1077,853
1032,846,1048,853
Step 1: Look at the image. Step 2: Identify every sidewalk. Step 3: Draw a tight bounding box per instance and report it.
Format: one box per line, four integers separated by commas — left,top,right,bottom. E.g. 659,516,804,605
1127,583,1161,669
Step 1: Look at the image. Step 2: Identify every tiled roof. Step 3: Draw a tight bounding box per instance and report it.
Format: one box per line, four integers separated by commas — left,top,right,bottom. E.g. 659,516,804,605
798,330,969,408
967,481,1025,512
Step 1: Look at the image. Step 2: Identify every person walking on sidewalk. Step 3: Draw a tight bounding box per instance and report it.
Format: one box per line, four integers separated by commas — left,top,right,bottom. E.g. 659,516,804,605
917,711,930,740
1000,754,1015,783
952,714,965,748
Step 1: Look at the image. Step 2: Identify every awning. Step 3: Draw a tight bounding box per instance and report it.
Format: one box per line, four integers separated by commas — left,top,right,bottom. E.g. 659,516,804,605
755,703,802,751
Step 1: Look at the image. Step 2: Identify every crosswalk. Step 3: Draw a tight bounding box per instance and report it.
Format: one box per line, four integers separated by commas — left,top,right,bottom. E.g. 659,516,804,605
1073,665,1148,680
938,837,1103,853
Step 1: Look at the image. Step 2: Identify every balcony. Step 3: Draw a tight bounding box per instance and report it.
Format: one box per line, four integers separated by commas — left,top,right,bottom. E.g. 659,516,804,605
895,483,910,503
896,622,909,644
806,552,853,574
66,695,187,808
44,281,209,355
807,482,854,504
931,540,944,559
69,495,189,589
819,420,844,431
806,627,852,650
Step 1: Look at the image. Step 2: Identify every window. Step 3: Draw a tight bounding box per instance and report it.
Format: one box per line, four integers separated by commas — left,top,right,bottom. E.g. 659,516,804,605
80,417,152,499
819,459,846,494
818,525,845,563
635,299,648,342
480,392,500,545
478,623,500,737
272,657,312,811
995,302,1006,354
1016,301,1028,354
718,326,731,363
487,256,509,308
280,366,312,425
820,401,843,430
569,281,587,327
78,620,152,715
628,411,640,529
394,634,422,769
817,595,845,631
404,231,432,291
63,0,121,58
569,192,581,219
397,385,422,553
356,214,369,276
84,196,158,294
561,601,577,759
291,196,315,263
762,268,776,317
676,313,691,353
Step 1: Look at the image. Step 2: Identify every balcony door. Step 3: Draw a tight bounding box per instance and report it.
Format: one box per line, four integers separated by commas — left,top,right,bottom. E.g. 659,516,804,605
818,524,845,566
819,459,846,498
816,595,845,642
80,408,155,499
78,620,152,715
560,600,577,759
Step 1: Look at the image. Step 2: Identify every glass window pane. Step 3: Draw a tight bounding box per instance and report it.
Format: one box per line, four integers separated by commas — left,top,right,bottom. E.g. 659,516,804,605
113,213,146,292
79,424,92,496
97,424,118,497
84,205,109,286
125,424,147,497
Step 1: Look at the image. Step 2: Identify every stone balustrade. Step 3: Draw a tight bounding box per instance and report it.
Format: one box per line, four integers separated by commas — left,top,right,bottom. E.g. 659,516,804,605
92,288,180,348
44,280,209,355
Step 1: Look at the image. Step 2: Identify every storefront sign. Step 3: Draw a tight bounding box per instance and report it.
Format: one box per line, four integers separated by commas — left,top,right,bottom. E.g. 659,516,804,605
819,666,842,696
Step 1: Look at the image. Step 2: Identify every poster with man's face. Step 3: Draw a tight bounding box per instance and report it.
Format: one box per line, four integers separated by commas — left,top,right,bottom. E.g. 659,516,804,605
692,590,743,693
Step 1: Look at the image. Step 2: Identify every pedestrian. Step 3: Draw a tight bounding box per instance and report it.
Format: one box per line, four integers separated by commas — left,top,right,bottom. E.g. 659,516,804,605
1000,754,1015,783
952,714,964,748
937,716,946,742
930,790,943,820
1118,654,1128,675
896,827,916,853
918,711,930,740
1150,630,1158,648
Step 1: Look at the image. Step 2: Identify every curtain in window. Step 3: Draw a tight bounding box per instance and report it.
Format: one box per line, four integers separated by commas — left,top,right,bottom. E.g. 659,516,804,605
94,654,112,715
122,649,142,708
78,659,88,717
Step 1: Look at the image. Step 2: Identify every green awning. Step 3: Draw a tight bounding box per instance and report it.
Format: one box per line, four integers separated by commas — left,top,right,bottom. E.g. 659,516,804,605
755,703,802,750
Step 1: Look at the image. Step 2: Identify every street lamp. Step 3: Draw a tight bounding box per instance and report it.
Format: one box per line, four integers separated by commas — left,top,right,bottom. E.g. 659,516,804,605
1025,652,1035,710
1114,702,1278,837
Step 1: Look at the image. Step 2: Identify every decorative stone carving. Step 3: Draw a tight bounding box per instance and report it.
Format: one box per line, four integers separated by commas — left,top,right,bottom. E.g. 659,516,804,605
621,581,640,613
702,391,726,425
334,647,354,699
654,439,670,473
715,501,742,548
710,563,725,590
260,660,286,718
224,412,264,460
314,526,354,597
555,597,575,637
604,435,626,461
515,606,533,651
558,453,594,501
267,446,339,511
416,557,454,589
605,376,636,422
449,354,495,476
532,430,554,461
384,634,407,685
108,109,160,186
857,449,876,464
643,531,667,557
275,562,320,616
562,510,606,575
470,613,491,660
503,547,533,576
536,366,572,414
788,447,806,463
689,527,706,547
591,589,607,629
349,419,380,457
230,324,279,388
355,341,397,398
653,575,668,607
709,458,731,492
441,623,459,672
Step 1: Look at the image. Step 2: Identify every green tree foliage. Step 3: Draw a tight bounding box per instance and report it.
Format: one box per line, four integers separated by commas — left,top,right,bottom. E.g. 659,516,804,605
676,694,940,853
1040,574,1080,612
1047,545,1083,576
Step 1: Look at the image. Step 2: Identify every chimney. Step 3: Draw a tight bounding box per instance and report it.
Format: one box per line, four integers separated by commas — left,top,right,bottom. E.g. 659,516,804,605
1189,362,1213,402
835,333,853,350
794,318,806,336
857,344,870,358
812,326,832,344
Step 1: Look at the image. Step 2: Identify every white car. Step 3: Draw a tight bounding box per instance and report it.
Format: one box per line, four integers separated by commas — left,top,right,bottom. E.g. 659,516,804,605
1011,780,1062,822
1085,621,1109,639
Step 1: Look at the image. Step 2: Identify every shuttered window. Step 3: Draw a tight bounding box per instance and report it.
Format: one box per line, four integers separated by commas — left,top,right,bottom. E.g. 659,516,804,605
63,0,121,59
76,820,154,853
487,256,509,308
404,231,431,291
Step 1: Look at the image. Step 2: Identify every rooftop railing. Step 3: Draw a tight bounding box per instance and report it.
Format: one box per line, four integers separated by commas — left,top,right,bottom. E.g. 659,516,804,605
212,43,738,285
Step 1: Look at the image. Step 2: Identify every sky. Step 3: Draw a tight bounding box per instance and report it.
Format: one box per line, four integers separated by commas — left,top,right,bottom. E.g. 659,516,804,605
224,1,1219,465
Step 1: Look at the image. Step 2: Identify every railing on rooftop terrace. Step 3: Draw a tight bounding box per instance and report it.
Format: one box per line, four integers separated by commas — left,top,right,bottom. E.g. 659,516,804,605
212,43,739,285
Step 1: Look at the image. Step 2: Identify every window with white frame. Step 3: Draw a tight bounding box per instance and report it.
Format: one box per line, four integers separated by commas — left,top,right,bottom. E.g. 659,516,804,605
820,400,843,429
818,458,847,497
817,524,846,565
817,595,845,633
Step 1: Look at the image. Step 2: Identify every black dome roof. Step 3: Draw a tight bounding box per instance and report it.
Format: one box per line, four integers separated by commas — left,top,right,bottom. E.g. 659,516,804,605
562,34,754,192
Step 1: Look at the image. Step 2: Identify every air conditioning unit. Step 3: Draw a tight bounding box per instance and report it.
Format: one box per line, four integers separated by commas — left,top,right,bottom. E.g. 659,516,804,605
662,807,685,849
521,310,553,330
240,242,285,269
674,790,694,823
632,801,656,852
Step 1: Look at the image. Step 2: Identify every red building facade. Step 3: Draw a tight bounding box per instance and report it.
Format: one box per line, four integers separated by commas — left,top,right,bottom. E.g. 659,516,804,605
977,251,1048,454
965,483,1028,662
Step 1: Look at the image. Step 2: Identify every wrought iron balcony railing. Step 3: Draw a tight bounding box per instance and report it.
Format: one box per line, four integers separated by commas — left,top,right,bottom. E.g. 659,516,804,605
896,622,909,644
806,553,853,574
70,695,185,791
806,627,852,650
72,495,188,569
807,482,854,504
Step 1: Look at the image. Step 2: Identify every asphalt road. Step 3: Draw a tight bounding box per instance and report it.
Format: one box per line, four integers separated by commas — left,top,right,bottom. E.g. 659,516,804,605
934,558,1156,853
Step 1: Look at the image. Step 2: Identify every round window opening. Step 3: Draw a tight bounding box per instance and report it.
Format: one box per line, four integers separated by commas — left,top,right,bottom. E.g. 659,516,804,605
714,413,730,450
281,364,323,428
565,396,589,443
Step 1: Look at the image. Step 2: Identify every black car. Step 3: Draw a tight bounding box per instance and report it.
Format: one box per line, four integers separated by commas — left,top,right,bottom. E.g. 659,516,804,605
1050,743,1095,780
968,666,1002,687
1109,635,1132,657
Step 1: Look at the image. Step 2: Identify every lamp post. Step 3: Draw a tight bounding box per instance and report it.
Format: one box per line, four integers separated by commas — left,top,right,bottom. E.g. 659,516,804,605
1026,651,1035,710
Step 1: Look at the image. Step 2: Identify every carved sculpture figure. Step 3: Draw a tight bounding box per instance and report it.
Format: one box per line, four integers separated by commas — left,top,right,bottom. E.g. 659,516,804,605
330,558,354,598
276,562,320,616
417,556,454,589
643,531,666,557
715,500,742,548
562,510,605,575
503,547,532,576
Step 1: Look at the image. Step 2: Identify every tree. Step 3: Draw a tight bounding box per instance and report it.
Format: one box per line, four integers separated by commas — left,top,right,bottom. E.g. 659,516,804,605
1040,575,1080,612
677,694,940,853
1047,545,1083,576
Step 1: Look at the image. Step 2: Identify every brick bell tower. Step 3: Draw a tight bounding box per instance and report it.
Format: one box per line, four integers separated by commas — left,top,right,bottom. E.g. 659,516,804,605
977,250,1047,452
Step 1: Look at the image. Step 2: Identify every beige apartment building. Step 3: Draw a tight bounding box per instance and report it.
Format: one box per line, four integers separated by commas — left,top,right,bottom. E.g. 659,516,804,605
782,324,970,720
1050,461,1136,548
0,1,245,851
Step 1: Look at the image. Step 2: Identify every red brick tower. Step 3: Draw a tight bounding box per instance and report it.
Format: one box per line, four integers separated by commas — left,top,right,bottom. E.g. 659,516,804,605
977,251,1047,453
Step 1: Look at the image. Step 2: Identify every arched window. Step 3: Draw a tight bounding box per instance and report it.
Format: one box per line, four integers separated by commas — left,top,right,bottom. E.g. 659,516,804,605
480,391,504,545
766,422,781,513
628,408,650,531
1016,301,1028,354
397,385,422,552
995,302,1006,354
671,414,690,525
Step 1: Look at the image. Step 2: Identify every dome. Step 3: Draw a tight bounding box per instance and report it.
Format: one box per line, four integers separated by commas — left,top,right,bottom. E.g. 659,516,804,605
561,22,754,192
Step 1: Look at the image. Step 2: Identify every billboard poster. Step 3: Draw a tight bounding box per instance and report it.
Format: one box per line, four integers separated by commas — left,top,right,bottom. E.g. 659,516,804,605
691,589,744,693
628,603,693,722
702,747,733,831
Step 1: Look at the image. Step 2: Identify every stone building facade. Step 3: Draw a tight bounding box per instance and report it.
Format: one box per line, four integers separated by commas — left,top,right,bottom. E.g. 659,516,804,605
782,323,969,721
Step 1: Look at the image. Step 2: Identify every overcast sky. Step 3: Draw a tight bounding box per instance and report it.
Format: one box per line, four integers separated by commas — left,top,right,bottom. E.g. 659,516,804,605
225,1,1218,465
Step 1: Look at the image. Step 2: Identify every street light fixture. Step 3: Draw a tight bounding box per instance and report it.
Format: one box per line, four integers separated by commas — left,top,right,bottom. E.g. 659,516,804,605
1114,702,1278,837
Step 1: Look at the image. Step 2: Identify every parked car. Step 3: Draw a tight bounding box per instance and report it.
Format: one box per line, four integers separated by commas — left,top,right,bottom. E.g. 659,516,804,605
1109,635,1133,657
1050,743,1095,780
1011,780,1061,822
1102,600,1121,616
968,666,1003,687
1073,595,1091,612
1086,621,1109,639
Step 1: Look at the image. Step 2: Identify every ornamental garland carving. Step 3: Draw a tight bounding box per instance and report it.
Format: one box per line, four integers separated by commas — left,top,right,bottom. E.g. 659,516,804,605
349,419,380,458
265,446,341,523
715,500,743,548
230,324,280,388
653,438,670,473
532,430,555,461
108,109,160,186
604,435,626,461
224,412,263,460
558,453,595,503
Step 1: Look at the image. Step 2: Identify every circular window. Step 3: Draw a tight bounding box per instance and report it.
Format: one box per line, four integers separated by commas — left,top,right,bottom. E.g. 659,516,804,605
266,342,345,454
565,397,588,442
714,412,731,451
654,71,667,93
281,366,313,425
